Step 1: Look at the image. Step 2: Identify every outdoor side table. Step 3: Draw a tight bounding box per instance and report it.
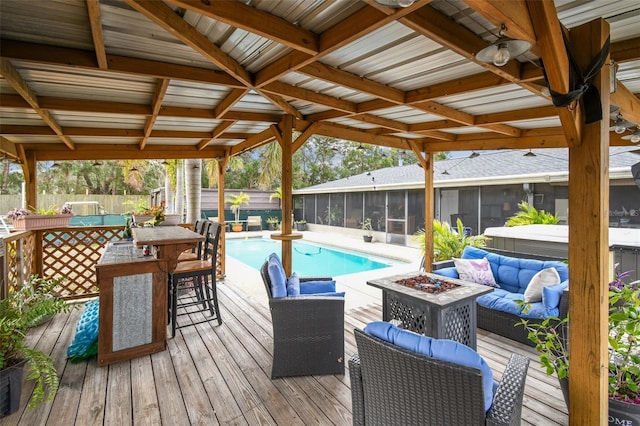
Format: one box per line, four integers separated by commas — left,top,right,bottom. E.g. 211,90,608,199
367,272,493,349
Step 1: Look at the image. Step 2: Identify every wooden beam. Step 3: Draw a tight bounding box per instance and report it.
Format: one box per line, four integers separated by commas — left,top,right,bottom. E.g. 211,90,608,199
475,105,558,125
315,122,410,150
423,152,434,273
85,0,108,69
262,81,357,113
23,144,227,161
611,81,640,125
422,131,566,152
125,0,253,87
527,0,582,147
406,72,509,103
197,121,236,150
299,62,405,104
230,128,275,156
610,36,640,63
140,78,170,150
1,40,246,88
0,137,20,160
258,91,304,119
292,123,319,154
213,89,249,119
0,59,75,150
465,1,536,45
167,0,319,55
567,18,610,425
402,7,522,82
0,125,249,140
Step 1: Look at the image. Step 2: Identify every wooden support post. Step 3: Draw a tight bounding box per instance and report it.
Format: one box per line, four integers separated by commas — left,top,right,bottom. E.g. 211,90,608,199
23,151,37,210
567,18,610,425
279,115,295,276
423,153,434,272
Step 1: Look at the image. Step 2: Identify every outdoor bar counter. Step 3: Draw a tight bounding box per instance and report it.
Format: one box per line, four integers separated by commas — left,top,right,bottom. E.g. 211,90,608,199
95,241,169,366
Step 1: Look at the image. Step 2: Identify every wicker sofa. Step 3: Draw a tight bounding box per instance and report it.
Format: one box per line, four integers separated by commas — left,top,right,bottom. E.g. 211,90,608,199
432,247,569,346
350,325,529,425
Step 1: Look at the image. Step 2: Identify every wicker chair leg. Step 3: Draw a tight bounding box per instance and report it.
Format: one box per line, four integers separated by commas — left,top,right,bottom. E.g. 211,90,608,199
349,355,365,426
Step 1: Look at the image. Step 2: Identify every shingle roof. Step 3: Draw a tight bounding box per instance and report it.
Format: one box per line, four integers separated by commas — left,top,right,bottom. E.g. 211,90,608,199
295,147,640,193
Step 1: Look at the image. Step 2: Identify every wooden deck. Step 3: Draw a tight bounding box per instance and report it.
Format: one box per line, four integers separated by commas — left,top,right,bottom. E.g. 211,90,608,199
3,282,568,425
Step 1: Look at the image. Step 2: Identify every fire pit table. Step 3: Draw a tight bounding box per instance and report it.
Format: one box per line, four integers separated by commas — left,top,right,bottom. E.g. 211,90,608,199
367,272,493,349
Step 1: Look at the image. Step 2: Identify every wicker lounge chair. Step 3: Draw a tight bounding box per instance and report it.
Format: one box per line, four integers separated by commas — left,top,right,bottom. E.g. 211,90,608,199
350,328,529,426
260,261,345,378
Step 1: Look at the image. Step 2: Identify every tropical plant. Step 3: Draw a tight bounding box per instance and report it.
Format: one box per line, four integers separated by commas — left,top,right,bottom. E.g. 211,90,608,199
412,218,490,261
269,186,282,204
225,192,250,224
0,275,73,409
518,266,640,405
266,217,279,224
6,205,73,219
506,201,559,226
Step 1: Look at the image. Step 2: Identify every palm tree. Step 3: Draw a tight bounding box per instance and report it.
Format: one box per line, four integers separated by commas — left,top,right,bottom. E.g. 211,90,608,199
204,156,243,188
184,159,202,223
258,141,281,189
225,192,250,224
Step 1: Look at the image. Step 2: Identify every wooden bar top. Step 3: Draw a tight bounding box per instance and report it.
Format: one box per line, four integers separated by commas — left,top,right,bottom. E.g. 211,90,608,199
131,226,204,248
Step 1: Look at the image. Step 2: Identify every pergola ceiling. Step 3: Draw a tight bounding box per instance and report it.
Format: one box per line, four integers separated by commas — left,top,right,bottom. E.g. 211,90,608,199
0,0,639,164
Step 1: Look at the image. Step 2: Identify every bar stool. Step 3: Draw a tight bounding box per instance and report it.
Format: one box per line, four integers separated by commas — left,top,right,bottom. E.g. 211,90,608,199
178,220,211,262
169,222,222,337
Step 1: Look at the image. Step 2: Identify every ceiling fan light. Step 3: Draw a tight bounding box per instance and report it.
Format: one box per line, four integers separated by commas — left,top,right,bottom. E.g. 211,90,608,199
396,0,415,7
374,0,414,7
622,130,640,143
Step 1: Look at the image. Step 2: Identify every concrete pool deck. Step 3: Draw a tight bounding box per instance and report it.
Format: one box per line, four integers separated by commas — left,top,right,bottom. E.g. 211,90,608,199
223,230,422,310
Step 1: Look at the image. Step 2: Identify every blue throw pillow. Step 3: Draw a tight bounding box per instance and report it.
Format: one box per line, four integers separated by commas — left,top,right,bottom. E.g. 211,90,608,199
300,280,336,294
542,281,569,312
287,272,300,296
267,253,287,298
364,321,494,412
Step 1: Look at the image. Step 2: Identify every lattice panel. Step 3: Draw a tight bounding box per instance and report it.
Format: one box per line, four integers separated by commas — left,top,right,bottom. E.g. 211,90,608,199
443,304,472,347
4,232,36,294
42,227,124,299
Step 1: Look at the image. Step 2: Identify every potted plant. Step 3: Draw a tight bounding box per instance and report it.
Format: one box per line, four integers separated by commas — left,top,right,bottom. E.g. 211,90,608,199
6,205,73,231
266,217,280,231
225,192,250,232
412,218,489,261
295,219,307,231
0,275,73,416
518,266,640,423
361,218,373,242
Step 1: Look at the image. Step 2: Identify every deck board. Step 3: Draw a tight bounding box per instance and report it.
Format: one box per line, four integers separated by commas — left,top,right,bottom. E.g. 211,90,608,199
5,282,568,425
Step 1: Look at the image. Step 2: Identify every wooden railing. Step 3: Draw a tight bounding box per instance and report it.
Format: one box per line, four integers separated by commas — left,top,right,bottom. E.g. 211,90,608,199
1,224,224,301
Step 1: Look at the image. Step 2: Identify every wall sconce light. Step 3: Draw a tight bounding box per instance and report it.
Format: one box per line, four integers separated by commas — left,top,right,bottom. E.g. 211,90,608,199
468,151,480,159
523,149,536,157
475,25,531,67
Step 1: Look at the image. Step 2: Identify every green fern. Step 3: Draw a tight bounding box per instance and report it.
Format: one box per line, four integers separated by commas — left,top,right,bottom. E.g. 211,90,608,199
506,201,559,227
413,218,490,261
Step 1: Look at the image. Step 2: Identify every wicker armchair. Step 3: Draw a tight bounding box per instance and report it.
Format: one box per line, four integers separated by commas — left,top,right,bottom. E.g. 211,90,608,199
350,329,529,426
260,261,345,378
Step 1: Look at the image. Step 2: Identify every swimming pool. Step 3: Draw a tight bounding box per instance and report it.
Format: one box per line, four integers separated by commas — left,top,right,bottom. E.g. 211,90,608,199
225,238,402,276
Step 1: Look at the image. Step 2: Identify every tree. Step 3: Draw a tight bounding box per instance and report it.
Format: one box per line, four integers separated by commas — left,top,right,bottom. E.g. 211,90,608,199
225,192,250,223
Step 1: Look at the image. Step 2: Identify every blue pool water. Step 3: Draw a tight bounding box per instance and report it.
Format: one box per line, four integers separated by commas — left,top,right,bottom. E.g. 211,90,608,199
225,238,401,276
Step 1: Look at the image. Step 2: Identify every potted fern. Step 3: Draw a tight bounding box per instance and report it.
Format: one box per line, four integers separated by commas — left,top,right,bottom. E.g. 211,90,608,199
0,275,73,416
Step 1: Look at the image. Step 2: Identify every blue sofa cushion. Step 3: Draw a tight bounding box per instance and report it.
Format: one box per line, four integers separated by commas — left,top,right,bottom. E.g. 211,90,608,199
542,281,569,314
458,246,568,294
300,280,336,294
294,291,345,298
267,253,287,298
286,272,300,296
476,289,548,319
364,321,494,412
